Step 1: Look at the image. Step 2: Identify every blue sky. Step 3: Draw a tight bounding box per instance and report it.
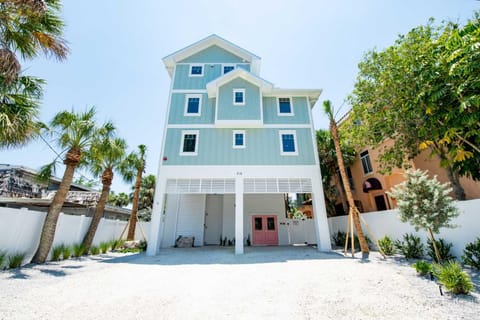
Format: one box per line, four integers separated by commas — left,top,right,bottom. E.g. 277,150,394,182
3,0,478,194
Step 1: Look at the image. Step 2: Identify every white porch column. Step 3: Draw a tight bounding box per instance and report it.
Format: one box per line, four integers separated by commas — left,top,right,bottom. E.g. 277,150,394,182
311,174,332,252
235,174,244,254
147,178,166,256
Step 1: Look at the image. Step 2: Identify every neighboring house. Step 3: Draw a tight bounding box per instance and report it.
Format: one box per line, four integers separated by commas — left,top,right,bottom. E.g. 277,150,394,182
332,140,480,215
0,164,131,220
147,35,331,255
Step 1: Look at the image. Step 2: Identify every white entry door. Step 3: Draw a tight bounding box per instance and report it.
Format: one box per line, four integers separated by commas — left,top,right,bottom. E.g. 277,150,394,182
204,195,223,245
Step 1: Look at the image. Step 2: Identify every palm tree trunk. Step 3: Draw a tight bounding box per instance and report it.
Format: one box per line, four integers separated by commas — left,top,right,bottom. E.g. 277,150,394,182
127,167,143,240
82,168,113,253
330,122,369,255
32,163,77,263
331,168,348,214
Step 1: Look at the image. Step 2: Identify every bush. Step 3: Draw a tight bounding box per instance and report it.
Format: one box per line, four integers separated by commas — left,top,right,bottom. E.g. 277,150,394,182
378,236,395,256
412,260,432,275
90,245,100,255
62,245,72,260
72,243,86,258
462,237,480,270
427,238,455,263
433,261,474,294
99,241,110,254
332,231,346,247
394,233,424,259
110,239,124,251
332,231,372,250
51,244,64,261
8,252,25,269
0,250,7,269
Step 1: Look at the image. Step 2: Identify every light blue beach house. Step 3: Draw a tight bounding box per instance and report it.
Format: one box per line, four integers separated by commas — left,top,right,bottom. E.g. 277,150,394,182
147,35,331,254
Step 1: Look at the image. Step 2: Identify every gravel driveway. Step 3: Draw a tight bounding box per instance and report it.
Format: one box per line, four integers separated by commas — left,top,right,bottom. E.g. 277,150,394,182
0,246,478,320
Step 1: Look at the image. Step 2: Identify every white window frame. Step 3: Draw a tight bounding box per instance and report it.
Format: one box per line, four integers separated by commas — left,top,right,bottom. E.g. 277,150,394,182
360,150,373,175
189,64,204,77
184,94,202,116
223,64,236,74
277,97,294,116
233,89,245,106
279,130,298,156
180,130,199,156
232,130,246,149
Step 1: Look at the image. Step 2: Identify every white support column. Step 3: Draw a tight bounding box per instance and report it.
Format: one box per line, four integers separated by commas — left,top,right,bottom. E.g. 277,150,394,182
311,173,332,252
235,174,244,254
147,178,166,256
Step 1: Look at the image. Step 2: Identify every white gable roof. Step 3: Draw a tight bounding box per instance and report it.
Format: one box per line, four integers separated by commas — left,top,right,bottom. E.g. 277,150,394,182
206,68,273,98
163,34,261,77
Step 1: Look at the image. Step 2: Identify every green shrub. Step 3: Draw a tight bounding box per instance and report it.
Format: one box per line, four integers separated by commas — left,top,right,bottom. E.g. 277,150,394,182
427,238,455,263
378,236,395,256
62,245,72,260
462,237,480,270
412,260,432,275
90,245,100,255
0,250,7,269
332,231,372,250
8,252,25,269
99,241,110,254
51,244,64,261
110,239,124,251
332,231,346,247
394,233,424,259
433,261,474,294
72,243,86,258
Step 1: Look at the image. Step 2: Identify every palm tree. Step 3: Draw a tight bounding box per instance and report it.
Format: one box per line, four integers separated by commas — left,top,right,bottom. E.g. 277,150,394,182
119,144,147,240
82,124,127,252
0,0,68,83
323,100,369,257
134,174,155,222
0,75,45,148
108,191,130,208
32,107,97,264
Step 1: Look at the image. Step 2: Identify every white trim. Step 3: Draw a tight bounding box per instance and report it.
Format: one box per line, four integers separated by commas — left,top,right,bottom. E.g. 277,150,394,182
180,130,199,156
215,120,263,128
232,130,246,149
263,124,310,128
168,124,216,129
306,96,321,167
189,64,204,77
166,124,312,129
233,88,245,106
172,89,207,93
277,97,294,116
184,94,202,116
279,130,298,156
222,64,236,74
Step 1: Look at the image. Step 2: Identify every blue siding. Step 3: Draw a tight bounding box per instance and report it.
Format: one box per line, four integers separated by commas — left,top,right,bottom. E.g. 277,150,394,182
173,64,221,90
217,78,261,120
163,128,316,166
168,93,215,124
263,97,310,124
179,45,244,63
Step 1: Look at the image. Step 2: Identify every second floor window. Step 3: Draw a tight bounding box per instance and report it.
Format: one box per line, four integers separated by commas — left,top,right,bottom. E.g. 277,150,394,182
278,97,293,115
279,130,298,155
233,89,245,105
184,94,202,116
232,130,245,148
189,65,203,76
360,150,373,175
180,131,199,155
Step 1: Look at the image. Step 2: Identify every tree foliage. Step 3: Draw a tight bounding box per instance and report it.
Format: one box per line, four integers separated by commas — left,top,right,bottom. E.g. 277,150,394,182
346,13,480,182
108,191,130,208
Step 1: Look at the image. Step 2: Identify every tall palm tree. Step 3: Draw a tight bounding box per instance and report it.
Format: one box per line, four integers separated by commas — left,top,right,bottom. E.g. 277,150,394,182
134,174,155,222
0,0,68,83
108,191,130,208
0,75,45,148
323,100,369,257
82,124,127,252
32,107,97,264
119,144,146,240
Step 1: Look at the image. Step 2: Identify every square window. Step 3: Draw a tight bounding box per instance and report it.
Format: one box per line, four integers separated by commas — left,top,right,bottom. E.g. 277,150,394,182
233,89,245,105
180,131,199,155
189,65,203,76
184,94,202,116
279,130,298,155
278,97,293,115
223,65,235,74
232,130,245,148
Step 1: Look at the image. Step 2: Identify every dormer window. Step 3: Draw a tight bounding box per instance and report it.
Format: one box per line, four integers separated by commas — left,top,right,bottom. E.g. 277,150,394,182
223,65,235,74
189,64,203,76
233,89,245,105
278,97,293,115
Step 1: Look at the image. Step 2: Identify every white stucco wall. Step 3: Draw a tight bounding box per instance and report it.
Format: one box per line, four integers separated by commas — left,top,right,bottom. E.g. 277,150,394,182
328,199,480,258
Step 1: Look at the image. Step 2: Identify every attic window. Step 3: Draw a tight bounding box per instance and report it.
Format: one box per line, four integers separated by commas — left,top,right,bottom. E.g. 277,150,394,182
189,65,203,76
233,89,245,105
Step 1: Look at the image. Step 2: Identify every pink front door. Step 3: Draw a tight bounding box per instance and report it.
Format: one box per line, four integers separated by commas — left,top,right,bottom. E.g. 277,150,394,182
252,215,278,246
